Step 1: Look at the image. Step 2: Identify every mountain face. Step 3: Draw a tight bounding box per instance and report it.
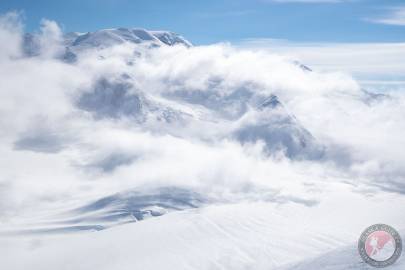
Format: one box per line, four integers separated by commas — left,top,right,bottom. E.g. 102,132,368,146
21,27,324,160
74,75,324,159
234,95,324,159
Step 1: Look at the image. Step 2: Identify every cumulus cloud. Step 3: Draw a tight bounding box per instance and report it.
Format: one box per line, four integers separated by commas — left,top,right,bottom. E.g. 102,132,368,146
0,11,404,227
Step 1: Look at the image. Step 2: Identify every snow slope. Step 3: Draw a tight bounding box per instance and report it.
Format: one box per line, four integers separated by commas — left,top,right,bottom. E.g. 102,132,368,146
1,183,404,270
281,239,404,270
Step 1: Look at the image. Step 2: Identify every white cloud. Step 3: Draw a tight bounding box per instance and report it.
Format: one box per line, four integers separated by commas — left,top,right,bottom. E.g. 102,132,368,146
0,11,23,60
0,12,404,229
37,19,64,58
237,38,405,89
1,11,405,270
368,6,405,26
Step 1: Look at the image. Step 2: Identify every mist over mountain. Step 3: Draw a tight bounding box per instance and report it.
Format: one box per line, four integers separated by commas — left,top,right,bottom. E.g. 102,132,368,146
20,26,327,161
1,12,405,270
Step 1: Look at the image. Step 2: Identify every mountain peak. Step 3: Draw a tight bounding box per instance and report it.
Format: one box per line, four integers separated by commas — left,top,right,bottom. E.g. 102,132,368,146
68,28,191,49
23,27,192,58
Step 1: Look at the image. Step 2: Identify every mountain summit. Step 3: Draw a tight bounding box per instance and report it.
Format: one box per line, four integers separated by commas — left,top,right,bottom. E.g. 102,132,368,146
23,27,192,59
67,28,192,48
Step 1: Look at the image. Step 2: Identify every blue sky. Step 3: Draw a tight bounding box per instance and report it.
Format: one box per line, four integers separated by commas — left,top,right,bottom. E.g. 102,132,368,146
0,0,404,44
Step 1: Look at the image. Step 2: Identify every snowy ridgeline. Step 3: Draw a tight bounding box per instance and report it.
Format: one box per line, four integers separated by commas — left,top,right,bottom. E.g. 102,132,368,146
23,27,192,60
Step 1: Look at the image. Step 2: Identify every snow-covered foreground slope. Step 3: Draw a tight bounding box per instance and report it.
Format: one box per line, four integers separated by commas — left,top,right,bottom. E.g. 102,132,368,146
2,183,405,270
0,187,209,233
281,242,405,270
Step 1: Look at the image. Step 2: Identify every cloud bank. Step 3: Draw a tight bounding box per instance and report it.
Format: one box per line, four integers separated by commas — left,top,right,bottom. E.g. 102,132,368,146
0,12,404,227
238,39,405,89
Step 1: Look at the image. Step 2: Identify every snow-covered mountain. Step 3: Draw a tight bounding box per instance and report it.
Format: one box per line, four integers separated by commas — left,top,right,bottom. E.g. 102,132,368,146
67,28,191,49
21,26,319,160
23,27,192,60
13,28,395,233
3,24,404,270
74,75,324,159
